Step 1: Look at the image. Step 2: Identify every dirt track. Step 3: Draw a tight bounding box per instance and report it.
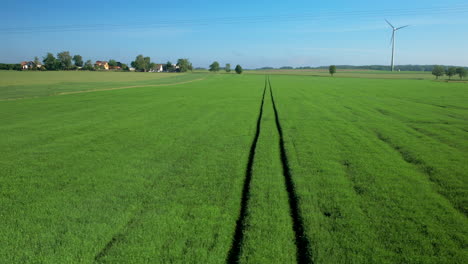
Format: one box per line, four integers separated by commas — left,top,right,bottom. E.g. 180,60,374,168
0,78,205,101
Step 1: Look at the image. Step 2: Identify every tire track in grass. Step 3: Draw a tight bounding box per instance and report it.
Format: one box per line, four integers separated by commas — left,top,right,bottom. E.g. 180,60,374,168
376,132,437,180
58,78,206,95
408,125,464,151
94,213,141,262
93,189,156,262
375,107,466,152
375,131,467,215
226,77,267,263
0,78,206,101
268,76,314,264
94,113,215,262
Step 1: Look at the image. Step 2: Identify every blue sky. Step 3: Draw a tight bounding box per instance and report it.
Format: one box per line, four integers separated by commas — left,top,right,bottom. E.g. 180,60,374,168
2,0,468,68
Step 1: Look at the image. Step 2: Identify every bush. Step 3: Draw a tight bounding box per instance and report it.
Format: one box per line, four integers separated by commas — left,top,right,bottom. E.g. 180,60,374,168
0,63,22,71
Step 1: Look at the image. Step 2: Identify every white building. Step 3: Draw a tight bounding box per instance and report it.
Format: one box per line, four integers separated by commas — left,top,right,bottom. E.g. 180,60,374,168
21,61,42,70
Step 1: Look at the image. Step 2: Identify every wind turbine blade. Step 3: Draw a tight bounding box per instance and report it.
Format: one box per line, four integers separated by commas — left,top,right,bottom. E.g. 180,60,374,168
389,32,394,46
396,25,410,30
385,19,395,28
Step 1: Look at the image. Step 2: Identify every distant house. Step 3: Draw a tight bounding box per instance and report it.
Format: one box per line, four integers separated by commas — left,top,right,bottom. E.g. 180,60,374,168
156,64,164,72
95,61,109,70
20,61,42,70
149,64,164,73
20,61,29,70
148,64,164,72
129,67,136,72
109,65,121,70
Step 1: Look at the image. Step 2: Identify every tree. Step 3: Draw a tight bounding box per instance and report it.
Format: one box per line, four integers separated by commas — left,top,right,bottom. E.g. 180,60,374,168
33,56,41,69
456,67,468,80
0,63,22,71
83,60,94,71
432,65,445,79
149,62,156,72
57,51,72,70
165,61,174,72
108,59,117,67
144,57,151,71
73,55,83,67
131,55,140,71
329,65,337,76
131,55,151,72
235,64,243,74
209,61,220,72
446,67,457,80
43,53,58,70
177,58,191,72
121,63,129,71
225,63,231,73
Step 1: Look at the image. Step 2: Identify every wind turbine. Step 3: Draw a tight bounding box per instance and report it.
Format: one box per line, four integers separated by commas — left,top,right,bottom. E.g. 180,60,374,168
385,19,409,72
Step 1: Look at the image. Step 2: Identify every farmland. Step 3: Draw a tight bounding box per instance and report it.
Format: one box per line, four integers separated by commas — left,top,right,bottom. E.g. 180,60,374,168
271,75,467,263
246,69,436,80
0,71,206,100
0,71,467,263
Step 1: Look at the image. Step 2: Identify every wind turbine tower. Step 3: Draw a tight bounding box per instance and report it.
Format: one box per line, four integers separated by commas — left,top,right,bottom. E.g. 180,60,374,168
385,19,409,71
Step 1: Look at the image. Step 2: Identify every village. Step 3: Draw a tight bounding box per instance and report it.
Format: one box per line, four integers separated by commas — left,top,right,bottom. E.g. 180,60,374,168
19,59,172,72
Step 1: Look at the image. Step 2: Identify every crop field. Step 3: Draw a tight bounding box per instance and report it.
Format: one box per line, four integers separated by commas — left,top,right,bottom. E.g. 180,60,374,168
0,71,206,100
271,76,467,263
244,69,437,80
0,71,467,263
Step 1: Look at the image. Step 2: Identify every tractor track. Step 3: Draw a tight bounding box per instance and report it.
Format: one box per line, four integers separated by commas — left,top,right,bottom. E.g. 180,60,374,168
268,76,314,264
93,214,141,262
226,77,267,263
227,76,313,263
0,78,206,101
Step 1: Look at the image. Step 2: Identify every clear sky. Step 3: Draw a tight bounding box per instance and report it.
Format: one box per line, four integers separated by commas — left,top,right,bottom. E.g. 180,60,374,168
2,0,468,68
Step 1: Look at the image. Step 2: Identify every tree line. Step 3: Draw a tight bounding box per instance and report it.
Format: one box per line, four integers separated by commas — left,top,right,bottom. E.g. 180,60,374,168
37,52,126,71
0,63,22,71
258,65,468,72
432,66,467,80
129,56,194,72
328,64,467,80
208,61,243,74
0,51,196,73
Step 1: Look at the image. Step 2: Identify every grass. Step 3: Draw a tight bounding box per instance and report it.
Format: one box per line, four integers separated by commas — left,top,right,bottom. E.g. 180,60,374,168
238,79,297,263
0,71,466,263
271,75,467,263
246,69,436,80
0,73,265,262
0,71,206,100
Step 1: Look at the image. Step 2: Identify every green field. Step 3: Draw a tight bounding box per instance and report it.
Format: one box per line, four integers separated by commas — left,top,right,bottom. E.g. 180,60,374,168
245,69,436,80
0,71,466,263
0,71,207,100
